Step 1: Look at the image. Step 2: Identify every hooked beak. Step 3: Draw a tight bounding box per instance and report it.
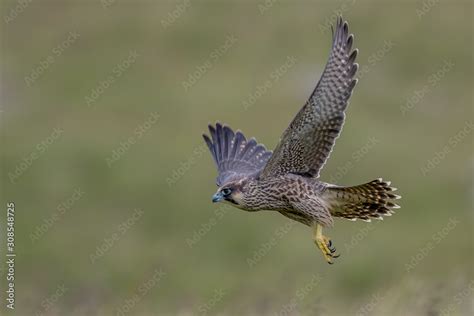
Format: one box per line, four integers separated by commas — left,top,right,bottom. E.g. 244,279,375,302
212,191,224,203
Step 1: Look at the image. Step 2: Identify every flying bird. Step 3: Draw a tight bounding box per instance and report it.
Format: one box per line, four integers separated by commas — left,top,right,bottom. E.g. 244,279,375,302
202,17,400,264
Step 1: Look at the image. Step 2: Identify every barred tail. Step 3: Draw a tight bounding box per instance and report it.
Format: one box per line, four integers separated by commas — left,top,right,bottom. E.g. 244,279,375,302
324,178,401,222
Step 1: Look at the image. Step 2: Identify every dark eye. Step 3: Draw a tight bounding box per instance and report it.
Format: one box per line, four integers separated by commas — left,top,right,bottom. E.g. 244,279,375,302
221,188,232,196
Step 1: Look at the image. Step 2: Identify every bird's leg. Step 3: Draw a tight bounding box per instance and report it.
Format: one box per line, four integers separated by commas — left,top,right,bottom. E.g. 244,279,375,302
313,223,339,264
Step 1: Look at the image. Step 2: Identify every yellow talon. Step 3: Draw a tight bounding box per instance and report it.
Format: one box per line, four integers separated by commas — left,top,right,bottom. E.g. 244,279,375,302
313,223,339,264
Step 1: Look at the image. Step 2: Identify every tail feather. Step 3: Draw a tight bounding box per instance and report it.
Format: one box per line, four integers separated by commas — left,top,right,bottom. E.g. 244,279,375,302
324,178,401,222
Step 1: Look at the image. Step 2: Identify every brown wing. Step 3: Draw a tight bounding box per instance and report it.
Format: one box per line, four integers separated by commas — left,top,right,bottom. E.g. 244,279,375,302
261,17,358,179
203,123,272,186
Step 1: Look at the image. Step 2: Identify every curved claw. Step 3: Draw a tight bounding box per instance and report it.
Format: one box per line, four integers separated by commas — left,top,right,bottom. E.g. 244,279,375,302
327,238,338,254
313,224,340,264
315,236,340,264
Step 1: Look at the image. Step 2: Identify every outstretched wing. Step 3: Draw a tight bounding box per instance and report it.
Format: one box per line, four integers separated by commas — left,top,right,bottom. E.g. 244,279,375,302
203,123,272,186
261,17,358,179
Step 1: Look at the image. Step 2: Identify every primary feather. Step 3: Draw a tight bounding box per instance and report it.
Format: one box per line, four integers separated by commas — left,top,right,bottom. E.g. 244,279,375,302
261,17,359,179
202,123,272,186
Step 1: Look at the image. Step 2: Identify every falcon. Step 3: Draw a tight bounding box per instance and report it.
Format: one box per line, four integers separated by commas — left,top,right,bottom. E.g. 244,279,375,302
202,17,400,264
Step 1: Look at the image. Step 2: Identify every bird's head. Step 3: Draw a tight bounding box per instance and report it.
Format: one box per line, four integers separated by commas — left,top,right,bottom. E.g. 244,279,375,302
212,182,244,207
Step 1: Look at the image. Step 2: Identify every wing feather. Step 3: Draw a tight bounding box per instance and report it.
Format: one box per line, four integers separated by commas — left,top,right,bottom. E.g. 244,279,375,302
261,17,358,179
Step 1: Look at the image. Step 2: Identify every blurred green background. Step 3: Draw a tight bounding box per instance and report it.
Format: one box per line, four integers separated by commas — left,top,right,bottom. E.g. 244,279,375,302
1,0,473,315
